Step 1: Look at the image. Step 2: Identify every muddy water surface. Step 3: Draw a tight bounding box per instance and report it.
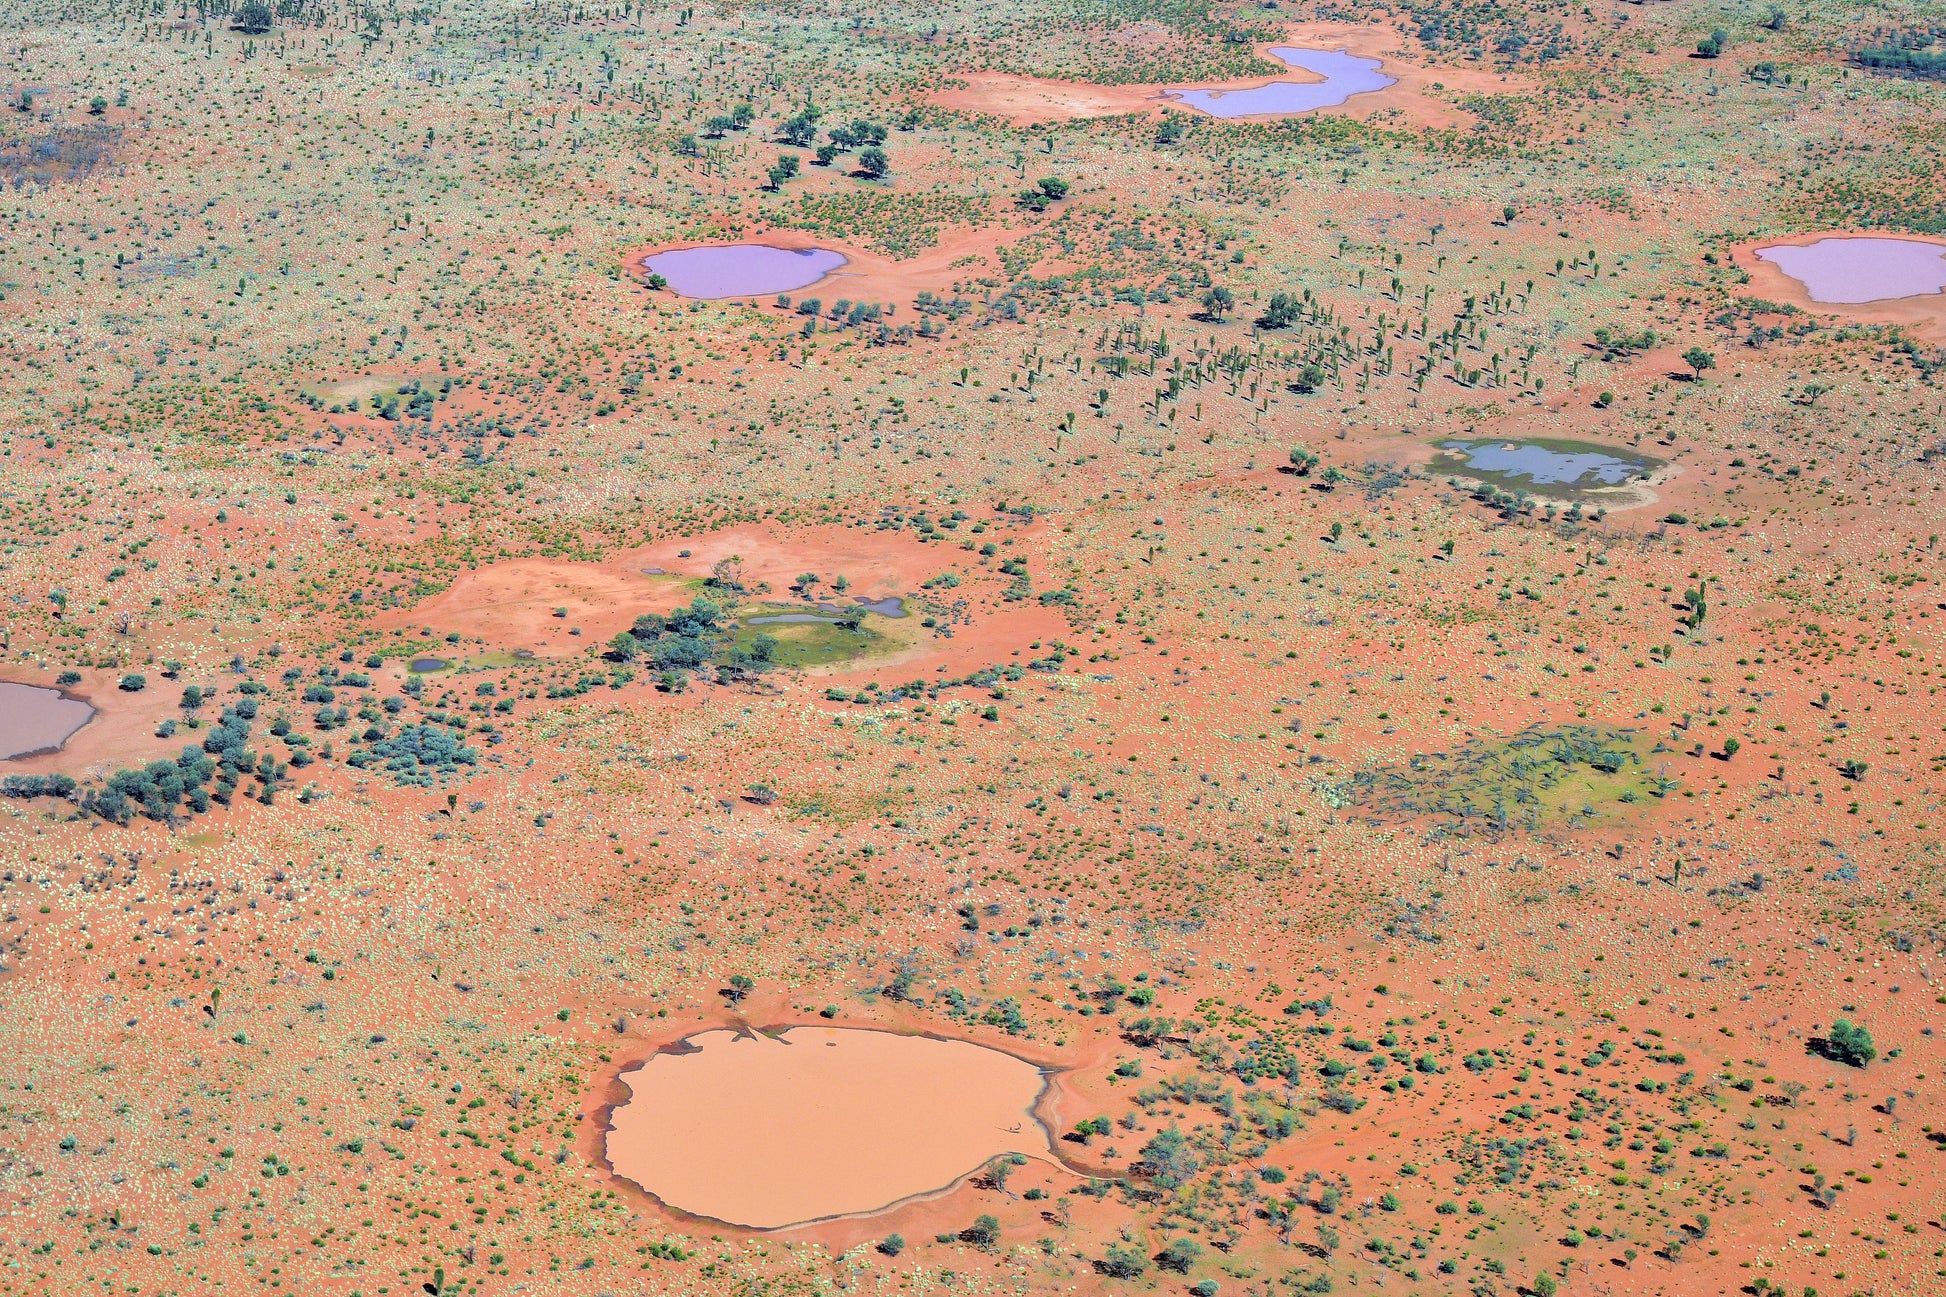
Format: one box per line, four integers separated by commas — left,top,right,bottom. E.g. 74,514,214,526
606,1026,1052,1228
0,682,95,760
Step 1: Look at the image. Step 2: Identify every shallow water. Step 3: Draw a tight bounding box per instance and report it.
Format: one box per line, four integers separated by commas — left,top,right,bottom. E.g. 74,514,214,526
851,596,907,617
606,1027,1051,1228
1755,237,1946,304
1440,440,1649,486
0,682,95,760
409,658,449,673
1164,48,1395,118
643,245,848,299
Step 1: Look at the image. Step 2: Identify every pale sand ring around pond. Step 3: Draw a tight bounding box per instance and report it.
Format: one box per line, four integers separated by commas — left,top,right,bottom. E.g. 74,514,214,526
641,244,848,300
1164,47,1396,118
0,682,98,760
1754,236,1946,305
605,1026,1056,1228
1733,232,1946,341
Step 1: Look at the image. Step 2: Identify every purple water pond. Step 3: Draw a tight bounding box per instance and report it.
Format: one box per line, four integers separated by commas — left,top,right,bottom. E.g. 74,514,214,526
0,682,95,760
1755,237,1946,305
1164,48,1395,118
643,244,847,299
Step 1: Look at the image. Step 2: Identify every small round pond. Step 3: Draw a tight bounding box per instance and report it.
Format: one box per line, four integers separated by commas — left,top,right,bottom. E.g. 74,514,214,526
1754,237,1946,304
0,682,96,760
1165,47,1395,118
1435,439,1656,489
643,244,848,299
409,657,450,673
606,1026,1053,1228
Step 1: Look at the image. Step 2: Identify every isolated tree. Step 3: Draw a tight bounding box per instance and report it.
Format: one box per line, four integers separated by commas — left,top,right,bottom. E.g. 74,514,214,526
1200,286,1234,320
1259,291,1300,329
1824,1019,1876,1067
765,153,800,190
1502,203,1517,224
856,146,890,179
1157,1238,1203,1273
962,1214,1001,1248
1682,346,1716,379
89,96,108,116
235,0,273,32
1036,176,1069,200
778,114,817,147
724,974,755,1006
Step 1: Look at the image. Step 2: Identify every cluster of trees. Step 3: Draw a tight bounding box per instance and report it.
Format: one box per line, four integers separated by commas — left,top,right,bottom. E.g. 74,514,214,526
774,109,890,177
608,598,776,685
1852,44,1946,76
1591,323,1659,359
4,707,268,825
346,723,477,788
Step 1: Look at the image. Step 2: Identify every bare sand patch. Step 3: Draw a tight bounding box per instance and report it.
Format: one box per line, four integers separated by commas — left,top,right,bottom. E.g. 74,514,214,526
605,1026,1053,1228
375,557,687,657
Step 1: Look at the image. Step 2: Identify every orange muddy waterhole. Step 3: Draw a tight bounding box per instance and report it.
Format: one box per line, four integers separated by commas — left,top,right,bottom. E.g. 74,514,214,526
605,1026,1053,1228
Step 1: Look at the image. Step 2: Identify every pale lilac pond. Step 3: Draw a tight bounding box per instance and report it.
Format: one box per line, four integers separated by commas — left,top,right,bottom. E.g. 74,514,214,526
643,244,846,299
1755,237,1946,305
0,682,95,760
1164,48,1395,118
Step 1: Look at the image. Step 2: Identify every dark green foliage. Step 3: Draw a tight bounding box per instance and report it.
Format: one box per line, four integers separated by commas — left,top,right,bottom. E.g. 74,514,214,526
346,723,478,787
1157,1238,1203,1272
960,1214,1001,1248
1138,1126,1201,1188
1852,44,1946,77
1,773,78,799
234,0,273,33
1258,291,1300,329
1818,1019,1876,1067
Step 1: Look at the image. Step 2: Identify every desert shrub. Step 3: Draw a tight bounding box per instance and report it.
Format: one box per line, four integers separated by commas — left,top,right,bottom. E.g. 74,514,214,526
347,724,478,787
1157,1238,1203,1272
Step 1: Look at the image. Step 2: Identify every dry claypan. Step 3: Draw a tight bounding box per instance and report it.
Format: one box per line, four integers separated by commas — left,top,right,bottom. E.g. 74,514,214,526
605,1027,1054,1227
5,1,1946,1296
